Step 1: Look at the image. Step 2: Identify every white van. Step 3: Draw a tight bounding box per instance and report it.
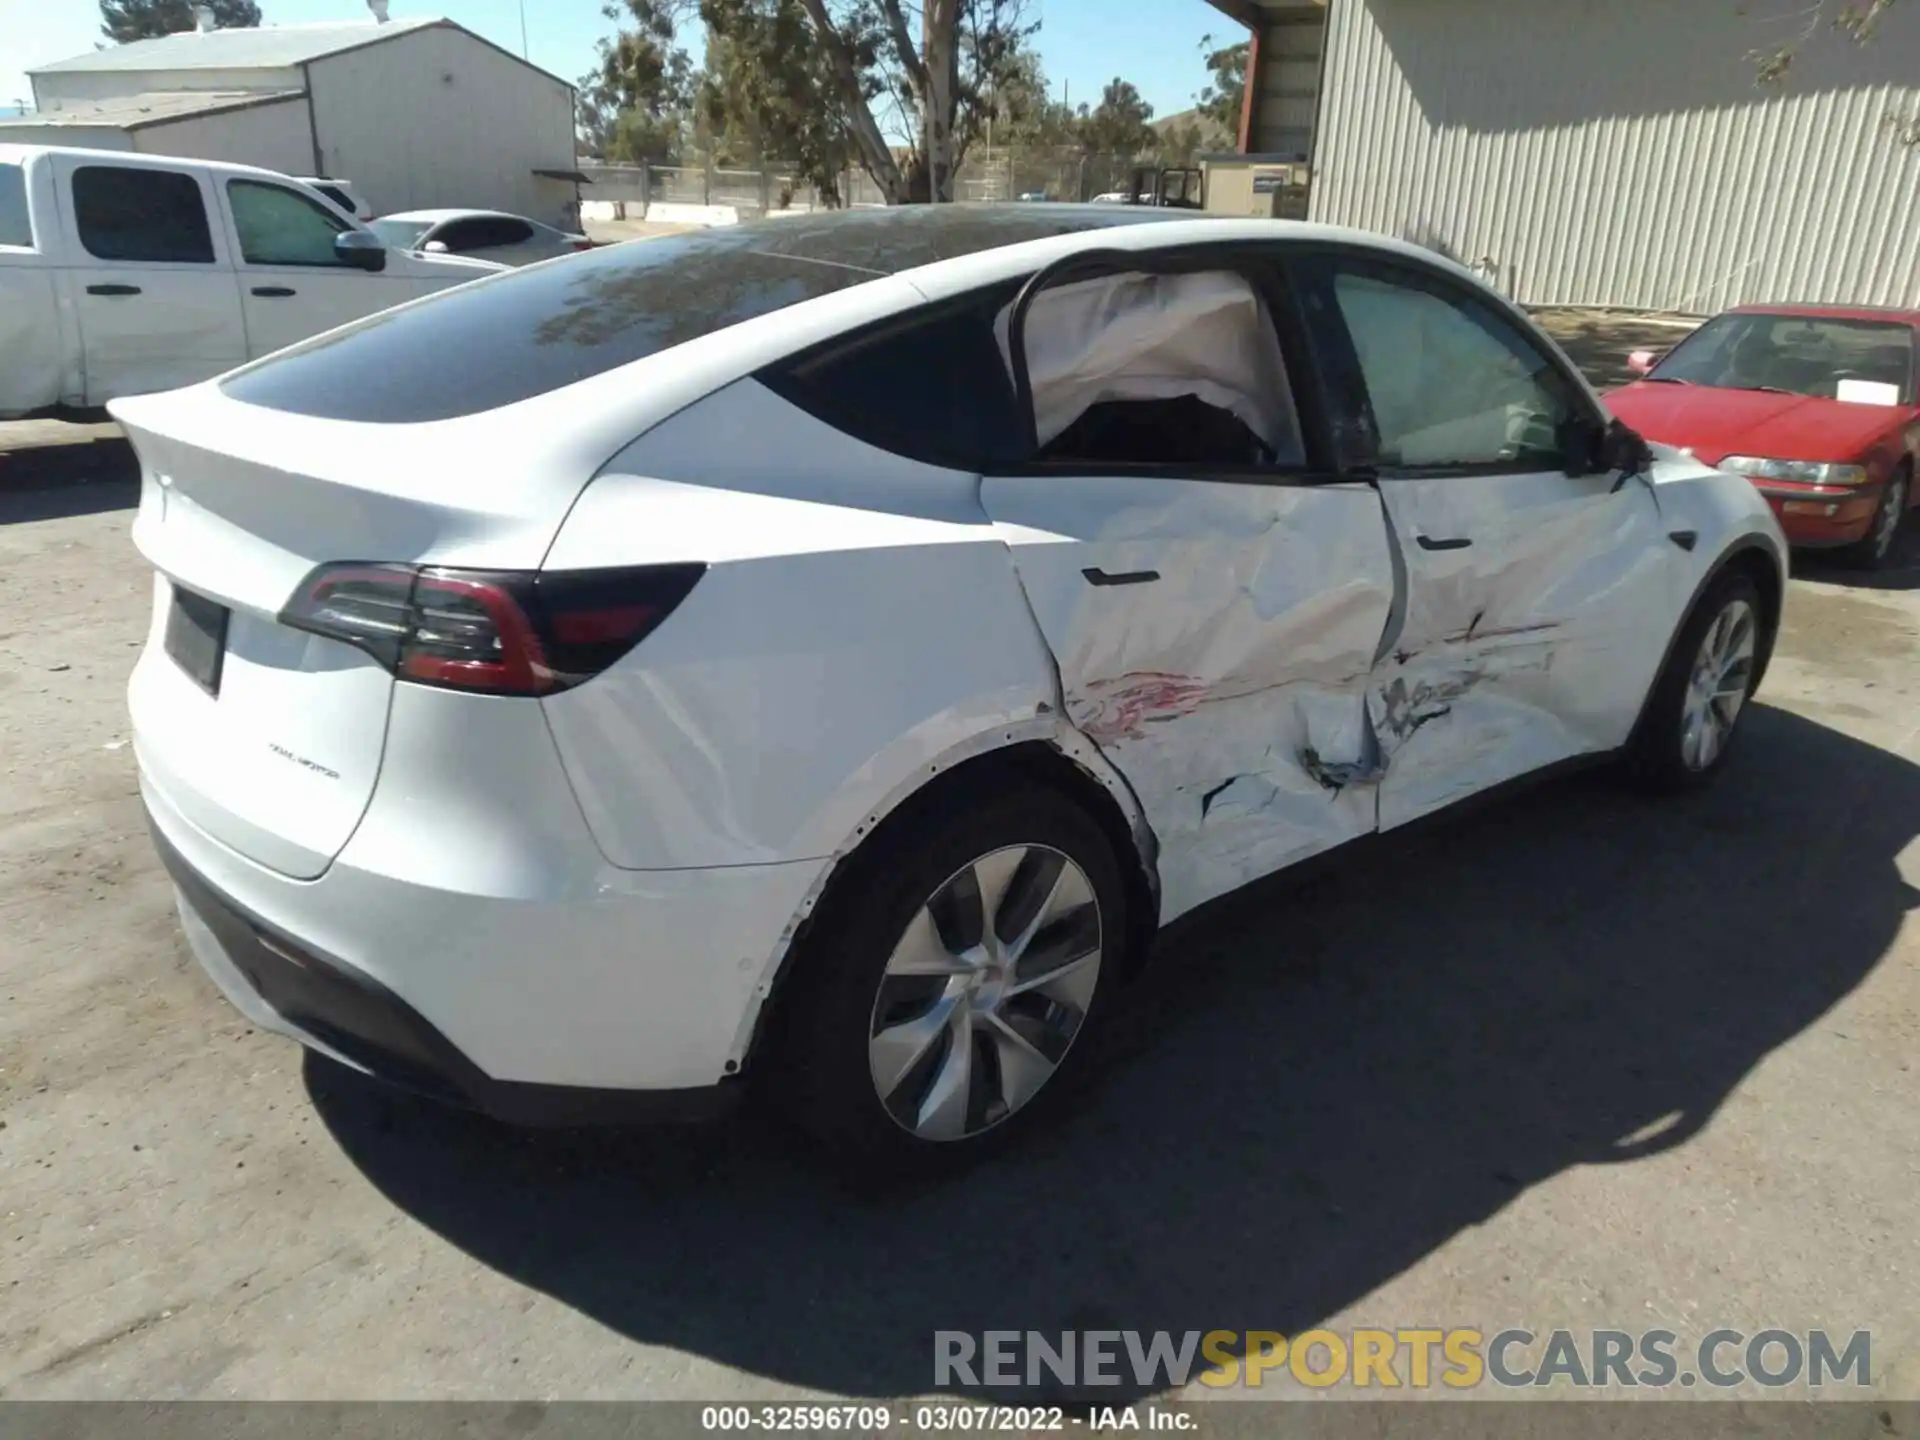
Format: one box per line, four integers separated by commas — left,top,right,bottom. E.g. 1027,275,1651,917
0,144,503,418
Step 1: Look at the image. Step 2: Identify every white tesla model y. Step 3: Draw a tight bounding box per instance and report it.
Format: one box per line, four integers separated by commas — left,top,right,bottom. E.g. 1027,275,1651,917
118,207,1787,1169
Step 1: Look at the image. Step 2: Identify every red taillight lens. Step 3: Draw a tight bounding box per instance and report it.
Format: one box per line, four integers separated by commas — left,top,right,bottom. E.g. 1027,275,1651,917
402,571,548,693
279,563,704,696
571,239,594,251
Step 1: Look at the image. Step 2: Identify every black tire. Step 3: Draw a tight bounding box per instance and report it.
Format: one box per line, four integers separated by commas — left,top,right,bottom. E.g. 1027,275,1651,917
1838,465,1908,570
1623,568,1768,794
764,785,1130,1174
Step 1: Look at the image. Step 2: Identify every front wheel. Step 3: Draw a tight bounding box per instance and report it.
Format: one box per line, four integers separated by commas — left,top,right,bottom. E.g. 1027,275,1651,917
1623,569,1767,793
768,788,1129,1172
1840,468,1908,570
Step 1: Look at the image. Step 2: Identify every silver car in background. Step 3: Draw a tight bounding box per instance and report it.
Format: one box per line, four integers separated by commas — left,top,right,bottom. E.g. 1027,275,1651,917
368,208,594,267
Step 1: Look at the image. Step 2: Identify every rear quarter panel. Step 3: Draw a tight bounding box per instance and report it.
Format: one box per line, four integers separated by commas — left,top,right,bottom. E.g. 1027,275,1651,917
539,378,1074,871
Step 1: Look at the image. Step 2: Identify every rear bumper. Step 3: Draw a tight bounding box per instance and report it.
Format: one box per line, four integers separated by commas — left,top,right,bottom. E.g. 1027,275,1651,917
139,694,830,1109
150,813,738,1127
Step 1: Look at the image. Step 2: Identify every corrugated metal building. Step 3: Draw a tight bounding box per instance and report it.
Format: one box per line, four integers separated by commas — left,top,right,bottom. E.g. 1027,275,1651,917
1211,0,1328,161
1212,0,1920,312
0,15,581,227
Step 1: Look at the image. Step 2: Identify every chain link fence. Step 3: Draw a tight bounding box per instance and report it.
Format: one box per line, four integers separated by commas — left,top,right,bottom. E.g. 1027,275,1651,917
581,161,830,218
581,147,1157,220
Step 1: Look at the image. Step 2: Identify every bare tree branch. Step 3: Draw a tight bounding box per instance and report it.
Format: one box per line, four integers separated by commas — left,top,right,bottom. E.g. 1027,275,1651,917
795,0,910,199
1751,0,1899,82
876,0,931,100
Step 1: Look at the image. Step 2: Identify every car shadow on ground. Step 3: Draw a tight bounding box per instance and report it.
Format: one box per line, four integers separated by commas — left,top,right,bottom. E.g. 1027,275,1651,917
0,435,138,526
1793,525,1920,593
309,703,1915,1403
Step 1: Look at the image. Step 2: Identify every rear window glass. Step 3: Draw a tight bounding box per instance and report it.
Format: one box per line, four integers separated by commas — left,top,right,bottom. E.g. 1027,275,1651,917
220,205,1187,423
765,290,1028,470
0,162,30,248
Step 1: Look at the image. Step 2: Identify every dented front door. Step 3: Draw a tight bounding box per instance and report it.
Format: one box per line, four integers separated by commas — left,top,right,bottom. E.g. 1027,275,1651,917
981,474,1395,922
1369,470,1672,828
1285,246,1681,830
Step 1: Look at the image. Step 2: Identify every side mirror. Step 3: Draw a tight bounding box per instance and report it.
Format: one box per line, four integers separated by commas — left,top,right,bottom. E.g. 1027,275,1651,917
1561,415,1652,480
422,239,450,254
334,230,388,272
1602,417,1654,488
1626,349,1660,377
1559,415,1607,477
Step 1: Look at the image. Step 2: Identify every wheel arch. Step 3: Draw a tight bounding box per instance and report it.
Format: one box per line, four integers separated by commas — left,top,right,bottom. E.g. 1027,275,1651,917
727,730,1162,1077
1721,538,1785,691
1628,533,1785,749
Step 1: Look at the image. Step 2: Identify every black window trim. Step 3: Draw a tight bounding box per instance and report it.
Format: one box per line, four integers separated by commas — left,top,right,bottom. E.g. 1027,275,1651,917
434,219,482,251
431,216,534,252
759,239,1355,486
226,177,353,269
1286,241,1612,483
493,217,536,247
70,162,218,267
758,282,1030,475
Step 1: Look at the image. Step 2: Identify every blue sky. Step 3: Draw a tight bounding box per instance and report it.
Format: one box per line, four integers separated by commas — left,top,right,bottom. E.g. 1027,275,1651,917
0,0,1237,122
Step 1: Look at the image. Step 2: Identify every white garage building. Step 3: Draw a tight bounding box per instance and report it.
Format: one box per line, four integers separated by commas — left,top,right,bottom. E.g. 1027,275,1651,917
1212,0,1920,312
1,12,583,228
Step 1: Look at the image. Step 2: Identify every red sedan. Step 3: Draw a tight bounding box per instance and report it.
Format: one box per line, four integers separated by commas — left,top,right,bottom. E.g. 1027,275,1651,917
1606,305,1920,568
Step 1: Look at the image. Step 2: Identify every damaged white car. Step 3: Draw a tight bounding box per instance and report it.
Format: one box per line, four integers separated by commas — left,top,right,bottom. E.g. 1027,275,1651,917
119,207,1787,1169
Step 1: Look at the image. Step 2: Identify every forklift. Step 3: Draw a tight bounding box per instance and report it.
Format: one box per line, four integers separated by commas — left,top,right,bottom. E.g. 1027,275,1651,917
1124,165,1205,209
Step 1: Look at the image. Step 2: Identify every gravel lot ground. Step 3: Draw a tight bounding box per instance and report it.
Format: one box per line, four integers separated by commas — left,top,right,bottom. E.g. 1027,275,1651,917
1,314,1916,1403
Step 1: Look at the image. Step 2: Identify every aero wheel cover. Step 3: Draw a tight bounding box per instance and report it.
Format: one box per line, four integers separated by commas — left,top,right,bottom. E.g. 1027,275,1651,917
1680,597,1758,772
868,844,1104,1142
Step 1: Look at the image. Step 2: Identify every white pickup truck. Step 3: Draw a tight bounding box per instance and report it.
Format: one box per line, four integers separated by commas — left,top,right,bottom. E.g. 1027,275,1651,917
0,144,503,418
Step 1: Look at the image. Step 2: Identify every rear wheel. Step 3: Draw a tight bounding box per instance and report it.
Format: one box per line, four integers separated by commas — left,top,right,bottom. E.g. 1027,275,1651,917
1624,569,1767,792
768,788,1128,1172
1840,466,1908,570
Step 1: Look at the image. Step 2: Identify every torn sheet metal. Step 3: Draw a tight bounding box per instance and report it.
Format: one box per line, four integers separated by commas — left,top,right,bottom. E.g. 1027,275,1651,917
1370,470,1674,829
981,473,1393,922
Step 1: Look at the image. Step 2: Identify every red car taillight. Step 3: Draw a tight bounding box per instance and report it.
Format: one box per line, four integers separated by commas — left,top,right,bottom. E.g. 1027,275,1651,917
279,563,705,696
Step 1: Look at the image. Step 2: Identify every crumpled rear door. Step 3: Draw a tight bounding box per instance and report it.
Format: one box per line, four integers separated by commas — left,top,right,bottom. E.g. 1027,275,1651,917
982,473,1395,921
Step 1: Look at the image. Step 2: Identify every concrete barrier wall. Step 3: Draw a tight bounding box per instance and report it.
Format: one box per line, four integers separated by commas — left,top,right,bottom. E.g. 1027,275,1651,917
581,200,742,226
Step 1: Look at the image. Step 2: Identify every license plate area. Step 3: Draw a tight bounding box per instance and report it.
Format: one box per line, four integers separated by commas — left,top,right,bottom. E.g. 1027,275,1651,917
164,585,230,697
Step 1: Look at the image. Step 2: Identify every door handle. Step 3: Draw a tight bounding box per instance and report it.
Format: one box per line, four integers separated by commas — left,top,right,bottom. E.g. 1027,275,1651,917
251,286,297,298
86,283,141,296
1415,534,1473,551
1081,567,1161,587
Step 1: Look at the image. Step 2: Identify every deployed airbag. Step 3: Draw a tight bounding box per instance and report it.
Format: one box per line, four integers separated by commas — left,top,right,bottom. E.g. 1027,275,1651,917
996,269,1302,461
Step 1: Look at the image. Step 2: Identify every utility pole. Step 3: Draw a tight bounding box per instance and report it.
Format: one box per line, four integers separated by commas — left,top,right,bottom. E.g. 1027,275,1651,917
518,0,529,58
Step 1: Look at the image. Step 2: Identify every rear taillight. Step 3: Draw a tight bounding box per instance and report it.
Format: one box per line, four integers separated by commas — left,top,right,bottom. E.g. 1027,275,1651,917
279,563,704,696
571,238,595,251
